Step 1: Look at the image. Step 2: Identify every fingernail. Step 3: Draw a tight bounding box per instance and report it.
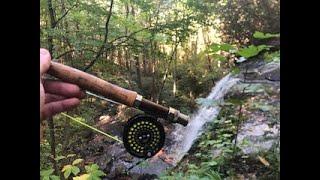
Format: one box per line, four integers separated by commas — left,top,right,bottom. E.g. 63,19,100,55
40,49,48,55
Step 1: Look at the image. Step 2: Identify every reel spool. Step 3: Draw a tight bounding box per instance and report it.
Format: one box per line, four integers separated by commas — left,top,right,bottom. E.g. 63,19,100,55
123,114,165,158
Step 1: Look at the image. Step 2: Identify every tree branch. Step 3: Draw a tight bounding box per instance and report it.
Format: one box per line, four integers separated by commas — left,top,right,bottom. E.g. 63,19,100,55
54,2,78,27
54,48,98,59
83,0,114,72
109,26,152,45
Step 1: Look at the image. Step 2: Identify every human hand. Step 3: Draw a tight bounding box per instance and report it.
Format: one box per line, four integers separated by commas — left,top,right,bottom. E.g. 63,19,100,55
40,48,85,120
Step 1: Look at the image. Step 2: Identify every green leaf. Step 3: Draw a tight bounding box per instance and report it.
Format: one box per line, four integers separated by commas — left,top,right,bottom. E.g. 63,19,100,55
84,164,106,178
49,175,60,180
257,45,272,51
187,164,198,170
72,159,84,166
73,174,90,180
264,51,280,62
62,165,72,179
54,155,66,161
40,169,54,177
253,31,280,39
237,45,259,58
205,170,221,180
237,45,271,58
42,177,50,180
202,161,218,167
222,134,233,138
220,43,237,52
209,43,236,53
223,149,234,153
209,43,221,53
64,169,72,179
211,54,227,61
87,164,99,172
231,69,240,76
92,170,106,177
72,166,81,176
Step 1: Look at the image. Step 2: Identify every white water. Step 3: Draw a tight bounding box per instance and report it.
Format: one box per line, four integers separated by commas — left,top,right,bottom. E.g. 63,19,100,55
167,74,241,165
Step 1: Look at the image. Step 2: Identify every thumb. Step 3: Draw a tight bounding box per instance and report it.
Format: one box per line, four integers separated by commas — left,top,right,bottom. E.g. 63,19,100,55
40,48,51,75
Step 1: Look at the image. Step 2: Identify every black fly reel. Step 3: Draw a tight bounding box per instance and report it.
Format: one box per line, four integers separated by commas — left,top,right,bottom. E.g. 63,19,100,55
123,114,165,158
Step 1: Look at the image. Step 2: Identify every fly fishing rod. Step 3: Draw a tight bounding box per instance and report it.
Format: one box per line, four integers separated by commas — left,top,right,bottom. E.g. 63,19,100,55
47,61,190,158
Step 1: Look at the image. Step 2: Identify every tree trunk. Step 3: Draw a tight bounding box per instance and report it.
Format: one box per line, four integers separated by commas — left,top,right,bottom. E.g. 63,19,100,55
135,55,142,90
117,49,123,66
47,0,56,54
46,1,59,177
202,27,215,86
83,0,114,71
173,29,178,97
142,42,148,75
125,2,130,72
157,42,177,103
60,0,72,49
151,41,157,101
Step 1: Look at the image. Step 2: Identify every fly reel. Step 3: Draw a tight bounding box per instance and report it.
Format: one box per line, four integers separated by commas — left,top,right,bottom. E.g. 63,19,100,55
123,114,165,158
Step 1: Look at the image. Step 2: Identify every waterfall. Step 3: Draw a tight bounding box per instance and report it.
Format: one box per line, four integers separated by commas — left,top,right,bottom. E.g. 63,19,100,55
167,74,241,165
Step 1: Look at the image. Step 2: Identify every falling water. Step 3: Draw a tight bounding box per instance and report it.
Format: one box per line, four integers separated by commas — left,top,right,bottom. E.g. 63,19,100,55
167,74,241,165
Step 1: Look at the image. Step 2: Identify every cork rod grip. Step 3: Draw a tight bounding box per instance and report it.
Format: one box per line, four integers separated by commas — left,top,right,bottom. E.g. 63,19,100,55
47,62,138,107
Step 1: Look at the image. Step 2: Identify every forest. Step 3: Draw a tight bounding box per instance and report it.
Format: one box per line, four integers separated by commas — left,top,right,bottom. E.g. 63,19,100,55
40,0,280,179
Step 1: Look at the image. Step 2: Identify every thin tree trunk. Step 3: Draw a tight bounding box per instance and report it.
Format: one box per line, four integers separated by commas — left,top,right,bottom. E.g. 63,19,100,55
48,117,59,175
142,42,148,75
83,0,114,71
135,55,142,90
47,0,56,54
202,27,215,86
46,1,58,176
125,2,130,71
117,49,123,66
157,42,178,103
173,29,178,97
60,0,72,48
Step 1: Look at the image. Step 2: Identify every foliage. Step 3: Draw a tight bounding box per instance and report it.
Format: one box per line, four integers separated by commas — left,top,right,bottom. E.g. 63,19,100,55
237,45,272,59
61,159,83,179
73,164,106,180
40,169,60,180
253,31,280,39
264,51,280,62
204,32,280,68
215,0,280,44
41,160,105,180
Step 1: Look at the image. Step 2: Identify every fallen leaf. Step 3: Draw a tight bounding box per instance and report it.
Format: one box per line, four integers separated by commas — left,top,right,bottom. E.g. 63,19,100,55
258,155,270,167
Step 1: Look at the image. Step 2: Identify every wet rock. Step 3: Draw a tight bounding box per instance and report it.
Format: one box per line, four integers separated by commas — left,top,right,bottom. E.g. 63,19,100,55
236,61,280,82
236,119,279,155
225,62,280,155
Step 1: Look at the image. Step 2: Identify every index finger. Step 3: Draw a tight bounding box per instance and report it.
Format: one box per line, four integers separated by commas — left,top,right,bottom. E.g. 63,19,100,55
40,48,51,75
43,80,86,98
